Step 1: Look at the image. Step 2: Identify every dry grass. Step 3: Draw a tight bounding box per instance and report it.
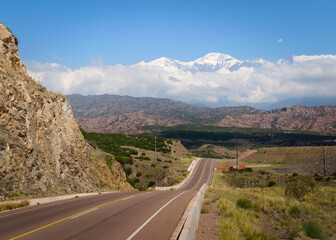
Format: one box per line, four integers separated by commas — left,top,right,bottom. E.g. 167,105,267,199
203,168,336,240
0,200,30,212
242,146,336,166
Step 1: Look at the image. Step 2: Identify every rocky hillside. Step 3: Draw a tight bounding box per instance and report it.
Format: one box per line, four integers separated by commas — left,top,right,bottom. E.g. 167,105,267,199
67,94,263,134
0,23,131,198
216,105,336,134
68,94,336,135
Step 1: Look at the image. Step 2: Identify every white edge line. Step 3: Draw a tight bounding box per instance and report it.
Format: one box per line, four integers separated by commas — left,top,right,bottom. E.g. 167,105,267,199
122,196,135,201
0,197,83,219
70,208,98,219
126,191,187,240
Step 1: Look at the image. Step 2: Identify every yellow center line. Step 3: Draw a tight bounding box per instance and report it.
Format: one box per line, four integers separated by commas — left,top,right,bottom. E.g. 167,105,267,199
9,193,144,240
194,159,207,188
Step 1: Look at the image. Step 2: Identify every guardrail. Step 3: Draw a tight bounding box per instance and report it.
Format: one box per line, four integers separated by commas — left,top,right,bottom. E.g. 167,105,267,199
178,183,208,240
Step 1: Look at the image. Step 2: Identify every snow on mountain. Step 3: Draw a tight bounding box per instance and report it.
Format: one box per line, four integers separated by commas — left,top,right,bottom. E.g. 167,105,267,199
144,53,272,72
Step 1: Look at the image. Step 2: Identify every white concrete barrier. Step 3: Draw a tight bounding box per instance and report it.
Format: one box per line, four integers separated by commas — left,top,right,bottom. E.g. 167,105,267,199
179,183,208,240
156,158,201,191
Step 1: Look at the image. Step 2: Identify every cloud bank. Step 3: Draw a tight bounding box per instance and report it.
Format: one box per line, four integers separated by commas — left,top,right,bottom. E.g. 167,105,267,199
26,53,336,107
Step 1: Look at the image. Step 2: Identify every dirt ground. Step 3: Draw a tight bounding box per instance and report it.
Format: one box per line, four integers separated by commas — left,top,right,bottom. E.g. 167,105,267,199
196,201,220,240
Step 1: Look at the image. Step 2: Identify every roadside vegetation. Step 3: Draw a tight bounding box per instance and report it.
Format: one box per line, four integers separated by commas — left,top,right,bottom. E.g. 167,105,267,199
80,129,193,190
241,146,336,175
202,167,336,240
0,200,30,212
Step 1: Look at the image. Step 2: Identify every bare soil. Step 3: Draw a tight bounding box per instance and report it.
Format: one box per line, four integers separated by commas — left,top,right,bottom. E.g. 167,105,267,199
196,202,219,240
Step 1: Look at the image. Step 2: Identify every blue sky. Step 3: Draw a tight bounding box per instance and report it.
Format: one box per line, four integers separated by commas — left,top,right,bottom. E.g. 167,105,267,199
1,0,336,68
2,0,336,108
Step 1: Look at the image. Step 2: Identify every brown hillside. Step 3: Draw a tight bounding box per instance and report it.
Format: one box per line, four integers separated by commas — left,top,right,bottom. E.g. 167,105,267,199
216,105,336,134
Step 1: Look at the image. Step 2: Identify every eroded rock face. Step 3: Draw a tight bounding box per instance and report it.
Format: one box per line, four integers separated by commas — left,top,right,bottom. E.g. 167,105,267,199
0,23,131,197
216,105,336,134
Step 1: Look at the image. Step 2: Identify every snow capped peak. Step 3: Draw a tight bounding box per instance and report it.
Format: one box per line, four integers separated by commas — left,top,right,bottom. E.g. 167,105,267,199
196,52,237,62
149,57,174,65
141,53,266,72
192,52,241,71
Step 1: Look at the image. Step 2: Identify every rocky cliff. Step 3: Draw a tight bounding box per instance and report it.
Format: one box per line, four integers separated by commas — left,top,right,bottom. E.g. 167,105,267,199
216,105,336,134
0,23,131,198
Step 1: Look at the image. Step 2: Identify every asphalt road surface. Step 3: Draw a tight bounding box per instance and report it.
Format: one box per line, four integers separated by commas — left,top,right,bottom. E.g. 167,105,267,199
0,158,215,240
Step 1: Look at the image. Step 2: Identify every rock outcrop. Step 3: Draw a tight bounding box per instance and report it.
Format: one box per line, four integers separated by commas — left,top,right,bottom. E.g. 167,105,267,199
0,23,131,198
216,105,336,134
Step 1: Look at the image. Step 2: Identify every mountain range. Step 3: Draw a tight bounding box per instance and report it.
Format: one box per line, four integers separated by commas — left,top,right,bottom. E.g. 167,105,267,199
143,52,266,72
28,52,336,109
67,94,336,135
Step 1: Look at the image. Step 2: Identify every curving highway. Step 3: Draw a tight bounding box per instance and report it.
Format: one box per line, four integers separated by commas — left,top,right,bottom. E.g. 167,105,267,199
0,158,214,240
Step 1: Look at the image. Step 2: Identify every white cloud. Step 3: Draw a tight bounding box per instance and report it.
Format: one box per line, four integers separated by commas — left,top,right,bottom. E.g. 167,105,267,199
277,38,283,43
25,54,336,106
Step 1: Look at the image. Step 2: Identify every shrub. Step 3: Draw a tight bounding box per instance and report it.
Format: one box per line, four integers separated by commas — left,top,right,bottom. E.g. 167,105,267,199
236,198,252,209
302,222,324,240
151,164,156,167
148,181,155,187
145,174,153,179
136,171,142,177
289,205,301,217
314,174,324,181
284,218,301,239
133,178,140,183
201,206,209,214
285,180,310,200
267,181,276,187
331,171,336,179
124,167,132,176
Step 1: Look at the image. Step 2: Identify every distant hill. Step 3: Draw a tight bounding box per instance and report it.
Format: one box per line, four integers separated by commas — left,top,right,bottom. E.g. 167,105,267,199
67,94,263,133
67,94,336,135
216,105,336,134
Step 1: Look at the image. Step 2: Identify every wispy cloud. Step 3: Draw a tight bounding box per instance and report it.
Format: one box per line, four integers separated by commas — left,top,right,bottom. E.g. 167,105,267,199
277,38,283,43
25,54,336,106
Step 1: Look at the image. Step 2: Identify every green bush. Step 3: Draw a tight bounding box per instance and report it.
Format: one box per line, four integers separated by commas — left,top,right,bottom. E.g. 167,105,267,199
242,167,253,172
124,167,132,176
148,181,155,187
302,222,324,240
201,206,209,214
236,198,252,209
136,171,142,177
285,179,310,200
133,178,140,183
145,174,153,179
289,205,301,217
331,171,336,179
267,181,276,187
151,164,156,167
314,174,324,181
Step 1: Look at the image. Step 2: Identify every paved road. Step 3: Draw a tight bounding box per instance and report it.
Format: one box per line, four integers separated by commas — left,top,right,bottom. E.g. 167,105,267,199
0,158,215,240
